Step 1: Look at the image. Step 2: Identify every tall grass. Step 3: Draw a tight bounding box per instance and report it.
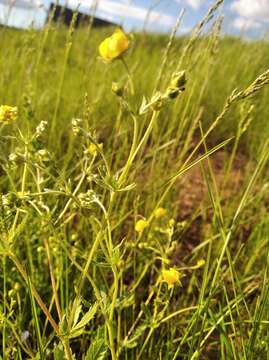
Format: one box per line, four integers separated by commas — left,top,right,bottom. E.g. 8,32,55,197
1,1,269,359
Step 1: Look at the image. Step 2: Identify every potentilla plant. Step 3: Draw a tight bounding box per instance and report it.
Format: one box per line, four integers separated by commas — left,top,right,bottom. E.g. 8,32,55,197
1,2,269,358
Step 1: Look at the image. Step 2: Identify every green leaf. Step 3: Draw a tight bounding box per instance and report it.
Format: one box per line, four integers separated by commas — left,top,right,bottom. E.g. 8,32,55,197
84,327,108,360
122,324,148,349
115,293,135,310
69,302,98,339
53,343,65,360
73,302,82,328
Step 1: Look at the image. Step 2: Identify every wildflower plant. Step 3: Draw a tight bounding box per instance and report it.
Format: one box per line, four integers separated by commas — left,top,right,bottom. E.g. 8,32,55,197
1,1,269,360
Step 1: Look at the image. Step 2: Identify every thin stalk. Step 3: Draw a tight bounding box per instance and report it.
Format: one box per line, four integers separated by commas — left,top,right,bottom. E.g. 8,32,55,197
121,58,135,96
2,256,7,359
44,238,62,321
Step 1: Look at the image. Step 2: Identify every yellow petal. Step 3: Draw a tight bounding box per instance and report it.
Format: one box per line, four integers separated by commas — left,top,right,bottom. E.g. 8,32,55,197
0,105,17,123
99,37,113,61
162,268,181,286
154,207,167,219
110,29,129,57
99,28,129,62
135,219,148,233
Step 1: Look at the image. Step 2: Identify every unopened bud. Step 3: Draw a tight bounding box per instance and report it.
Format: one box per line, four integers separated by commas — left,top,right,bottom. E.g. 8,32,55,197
9,153,18,163
14,282,21,292
151,92,164,111
170,70,186,89
165,70,187,99
72,118,83,135
35,121,48,138
112,82,124,97
37,149,50,162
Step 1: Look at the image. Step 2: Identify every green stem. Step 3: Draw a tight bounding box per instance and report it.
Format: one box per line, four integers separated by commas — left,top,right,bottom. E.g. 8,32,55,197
121,58,135,96
2,256,6,359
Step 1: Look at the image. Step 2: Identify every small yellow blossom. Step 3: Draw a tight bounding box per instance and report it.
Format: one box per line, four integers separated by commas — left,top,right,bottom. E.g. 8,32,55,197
154,207,167,219
196,259,205,268
87,143,103,156
99,28,129,62
14,282,21,292
0,105,17,123
162,268,182,287
135,219,148,233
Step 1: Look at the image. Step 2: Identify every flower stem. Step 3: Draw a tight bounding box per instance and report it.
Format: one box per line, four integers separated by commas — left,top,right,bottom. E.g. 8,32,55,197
121,58,135,95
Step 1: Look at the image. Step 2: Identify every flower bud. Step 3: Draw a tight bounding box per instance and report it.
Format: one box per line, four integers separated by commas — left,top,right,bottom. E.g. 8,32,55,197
9,153,18,163
135,219,148,233
165,70,187,99
72,118,83,135
154,207,167,219
170,70,186,89
112,82,124,97
14,282,21,292
37,149,50,162
35,121,48,138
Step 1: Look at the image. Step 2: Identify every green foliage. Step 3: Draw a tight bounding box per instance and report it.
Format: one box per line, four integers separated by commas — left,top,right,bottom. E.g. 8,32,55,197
1,2,269,359
84,327,107,360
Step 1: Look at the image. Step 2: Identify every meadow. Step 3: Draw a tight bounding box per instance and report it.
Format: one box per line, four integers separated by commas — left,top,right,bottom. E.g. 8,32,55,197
1,1,269,359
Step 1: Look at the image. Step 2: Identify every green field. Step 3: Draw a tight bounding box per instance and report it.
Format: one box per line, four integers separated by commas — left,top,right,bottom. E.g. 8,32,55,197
1,2,269,359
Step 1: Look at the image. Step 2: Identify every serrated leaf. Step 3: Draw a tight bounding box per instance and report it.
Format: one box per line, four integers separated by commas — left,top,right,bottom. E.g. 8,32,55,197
141,302,152,320
117,182,136,192
73,302,82,328
100,291,109,312
53,343,65,360
115,294,135,310
84,340,107,360
69,328,85,339
84,327,107,360
123,324,148,349
69,302,98,338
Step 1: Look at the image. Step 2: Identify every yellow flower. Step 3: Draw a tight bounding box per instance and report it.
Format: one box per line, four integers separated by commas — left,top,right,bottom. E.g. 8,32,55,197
135,219,148,233
196,259,205,268
0,105,17,123
99,28,129,62
162,268,182,287
154,207,167,219
14,282,21,292
87,143,103,156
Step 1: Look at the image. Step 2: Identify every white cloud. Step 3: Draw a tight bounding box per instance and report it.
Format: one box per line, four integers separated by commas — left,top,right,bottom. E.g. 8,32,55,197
0,2,45,28
0,0,44,10
233,17,262,30
65,0,177,28
231,0,269,19
230,0,269,30
186,0,204,10
174,0,204,10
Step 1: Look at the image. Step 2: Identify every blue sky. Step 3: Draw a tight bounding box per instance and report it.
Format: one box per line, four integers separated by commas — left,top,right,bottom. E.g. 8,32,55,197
0,0,268,37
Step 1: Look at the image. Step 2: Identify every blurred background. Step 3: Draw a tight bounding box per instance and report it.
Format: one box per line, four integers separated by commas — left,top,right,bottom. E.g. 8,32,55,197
0,0,269,38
